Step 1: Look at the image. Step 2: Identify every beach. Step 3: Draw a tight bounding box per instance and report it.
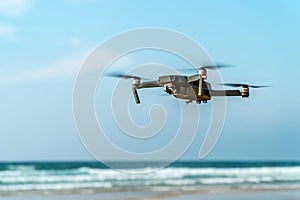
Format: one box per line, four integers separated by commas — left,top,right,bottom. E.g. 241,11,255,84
1,189,300,200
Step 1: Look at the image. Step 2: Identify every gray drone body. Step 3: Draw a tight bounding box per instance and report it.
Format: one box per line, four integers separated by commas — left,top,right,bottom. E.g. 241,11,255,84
106,66,267,104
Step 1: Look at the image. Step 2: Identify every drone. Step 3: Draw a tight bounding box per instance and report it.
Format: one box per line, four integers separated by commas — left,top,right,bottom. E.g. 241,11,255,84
105,65,268,104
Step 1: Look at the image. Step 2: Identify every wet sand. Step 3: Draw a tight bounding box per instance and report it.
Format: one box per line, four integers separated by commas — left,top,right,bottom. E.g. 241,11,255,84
2,189,300,200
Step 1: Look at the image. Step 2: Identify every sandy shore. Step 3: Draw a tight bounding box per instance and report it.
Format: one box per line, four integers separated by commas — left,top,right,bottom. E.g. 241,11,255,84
1,189,300,200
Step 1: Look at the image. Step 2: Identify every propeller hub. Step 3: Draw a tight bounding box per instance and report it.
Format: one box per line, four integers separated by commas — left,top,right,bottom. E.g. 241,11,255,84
132,78,140,85
199,68,207,79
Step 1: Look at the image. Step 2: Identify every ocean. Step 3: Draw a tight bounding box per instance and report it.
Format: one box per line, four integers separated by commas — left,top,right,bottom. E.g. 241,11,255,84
0,161,300,196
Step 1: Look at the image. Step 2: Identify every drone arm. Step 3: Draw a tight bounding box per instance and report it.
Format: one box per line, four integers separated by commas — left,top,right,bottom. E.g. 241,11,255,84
209,90,242,96
137,81,163,89
131,81,163,104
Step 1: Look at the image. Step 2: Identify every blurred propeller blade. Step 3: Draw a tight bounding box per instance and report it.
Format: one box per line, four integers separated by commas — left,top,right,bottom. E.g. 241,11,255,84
176,62,234,72
247,85,270,88
104,71,147,80
220,83,270,88
201,63,234,70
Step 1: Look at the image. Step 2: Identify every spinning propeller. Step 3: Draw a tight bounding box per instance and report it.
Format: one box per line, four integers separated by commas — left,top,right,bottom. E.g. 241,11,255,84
177,63,233,96
104,71,148,80
220,83,270,88
178,63,233,72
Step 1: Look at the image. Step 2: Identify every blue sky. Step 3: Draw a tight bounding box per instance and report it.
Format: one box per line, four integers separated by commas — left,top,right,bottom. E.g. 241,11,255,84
0,0,300,161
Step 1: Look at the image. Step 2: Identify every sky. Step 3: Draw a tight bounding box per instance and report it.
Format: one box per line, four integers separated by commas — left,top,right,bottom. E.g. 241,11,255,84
0,0,300,161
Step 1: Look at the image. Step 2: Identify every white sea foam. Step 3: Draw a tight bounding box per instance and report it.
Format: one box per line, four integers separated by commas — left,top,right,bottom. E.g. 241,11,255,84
0,166,300,192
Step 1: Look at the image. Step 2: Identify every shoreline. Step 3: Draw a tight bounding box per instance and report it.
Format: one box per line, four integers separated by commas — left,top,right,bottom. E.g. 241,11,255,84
2,186,300,200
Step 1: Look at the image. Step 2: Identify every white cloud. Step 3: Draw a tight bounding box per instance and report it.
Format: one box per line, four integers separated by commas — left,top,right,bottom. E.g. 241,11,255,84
0,50,136,85
0,25,18,38
0,0,31,39
0,0,31,16
0,55,84,85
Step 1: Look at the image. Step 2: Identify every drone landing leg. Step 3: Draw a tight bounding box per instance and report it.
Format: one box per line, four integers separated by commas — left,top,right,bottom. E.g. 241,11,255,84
132,87,140,104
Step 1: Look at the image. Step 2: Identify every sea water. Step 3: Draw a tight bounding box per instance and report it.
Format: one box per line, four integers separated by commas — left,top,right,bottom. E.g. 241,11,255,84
0,161,299,195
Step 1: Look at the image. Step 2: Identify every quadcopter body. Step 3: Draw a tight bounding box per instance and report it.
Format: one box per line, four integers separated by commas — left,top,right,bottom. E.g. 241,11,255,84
106,66,267,104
